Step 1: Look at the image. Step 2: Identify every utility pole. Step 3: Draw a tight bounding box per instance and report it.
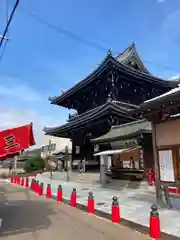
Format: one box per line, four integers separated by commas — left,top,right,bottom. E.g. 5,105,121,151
0,35,8,40
0,0,19,49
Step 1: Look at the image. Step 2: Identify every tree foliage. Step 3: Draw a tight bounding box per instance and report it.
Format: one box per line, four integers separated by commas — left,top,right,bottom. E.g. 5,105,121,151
24,155,45,173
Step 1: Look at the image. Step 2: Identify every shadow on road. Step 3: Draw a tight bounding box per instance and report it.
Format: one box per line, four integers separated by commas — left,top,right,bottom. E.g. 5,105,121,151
0,185,57,238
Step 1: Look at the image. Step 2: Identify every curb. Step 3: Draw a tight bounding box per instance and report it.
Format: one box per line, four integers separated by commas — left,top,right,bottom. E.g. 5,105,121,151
50,194,179,240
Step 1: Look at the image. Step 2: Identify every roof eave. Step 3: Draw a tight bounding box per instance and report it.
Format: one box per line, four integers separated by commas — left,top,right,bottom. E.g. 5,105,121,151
91,129,152,144
43,102,137,137
131,90,180,117
48,55,112,106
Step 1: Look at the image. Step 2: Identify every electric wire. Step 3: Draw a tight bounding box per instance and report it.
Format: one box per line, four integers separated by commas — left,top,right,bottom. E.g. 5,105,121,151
20,6,179,74
21,8,108,53
0,0,9,63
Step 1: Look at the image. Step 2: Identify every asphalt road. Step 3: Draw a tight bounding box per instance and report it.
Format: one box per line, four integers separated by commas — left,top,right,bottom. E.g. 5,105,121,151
0,182,150,240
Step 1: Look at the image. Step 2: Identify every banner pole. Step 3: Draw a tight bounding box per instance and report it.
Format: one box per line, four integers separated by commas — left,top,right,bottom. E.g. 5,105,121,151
14,155,17,169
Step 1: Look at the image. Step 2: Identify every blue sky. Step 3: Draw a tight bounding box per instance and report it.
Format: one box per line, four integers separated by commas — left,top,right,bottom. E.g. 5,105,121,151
0,0,180,146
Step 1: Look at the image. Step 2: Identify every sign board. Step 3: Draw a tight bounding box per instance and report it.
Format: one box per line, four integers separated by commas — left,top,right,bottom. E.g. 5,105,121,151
158,150,175,182
139,148,144,168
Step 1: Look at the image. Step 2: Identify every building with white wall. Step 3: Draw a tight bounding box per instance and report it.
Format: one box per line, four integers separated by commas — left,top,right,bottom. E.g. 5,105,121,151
40,134,72,159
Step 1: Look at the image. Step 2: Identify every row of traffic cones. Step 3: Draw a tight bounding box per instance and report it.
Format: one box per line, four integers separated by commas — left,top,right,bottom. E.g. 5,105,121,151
10,175,29,188
10,176,161,239
32,181,160,239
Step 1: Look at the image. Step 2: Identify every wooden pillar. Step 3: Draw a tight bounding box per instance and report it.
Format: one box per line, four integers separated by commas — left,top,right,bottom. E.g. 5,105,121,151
151,122,162,206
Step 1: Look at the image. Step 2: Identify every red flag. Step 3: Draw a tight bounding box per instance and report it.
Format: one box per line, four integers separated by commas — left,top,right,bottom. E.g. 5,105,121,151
0,123,35,160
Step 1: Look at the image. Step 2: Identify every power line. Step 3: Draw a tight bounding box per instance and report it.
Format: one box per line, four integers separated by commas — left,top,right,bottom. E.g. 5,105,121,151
0,0,19,50
21,8,111,52
0,41,8,62
21,8,108,53
0,0,9,63
21,7,179,74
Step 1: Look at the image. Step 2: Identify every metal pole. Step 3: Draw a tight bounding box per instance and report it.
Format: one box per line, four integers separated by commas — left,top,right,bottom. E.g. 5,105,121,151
49,140,53,179
65,146,69,181
14,155,17,169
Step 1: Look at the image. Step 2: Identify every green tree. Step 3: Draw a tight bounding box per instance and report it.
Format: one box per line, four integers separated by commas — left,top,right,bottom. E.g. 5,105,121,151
24,155,45,173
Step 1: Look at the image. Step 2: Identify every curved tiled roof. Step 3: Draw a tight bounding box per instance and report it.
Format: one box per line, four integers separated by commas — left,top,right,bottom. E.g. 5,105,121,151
116,42,150,74
91,119,151,143
49,54,177,106
44,101,138,137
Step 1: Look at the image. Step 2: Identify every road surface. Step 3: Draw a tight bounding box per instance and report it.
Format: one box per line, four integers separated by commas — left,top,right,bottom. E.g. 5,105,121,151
0,182,150,240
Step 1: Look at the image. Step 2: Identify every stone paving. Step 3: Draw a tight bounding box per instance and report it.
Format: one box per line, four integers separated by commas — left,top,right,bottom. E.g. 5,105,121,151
30,174,180,238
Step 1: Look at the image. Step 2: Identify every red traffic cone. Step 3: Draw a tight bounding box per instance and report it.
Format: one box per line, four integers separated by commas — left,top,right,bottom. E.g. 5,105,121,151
39,182,43,196
70,188,76,207
33,179,36,191
33,180,37,192
34,180,37,192
88,191,95,214
57,185,62,202
46,184,52,199
36,181,40,194
149,170,153,185
25,176,29,188
149,205,160,239
21,177,24,186
17,176,20,185
112,196,120,223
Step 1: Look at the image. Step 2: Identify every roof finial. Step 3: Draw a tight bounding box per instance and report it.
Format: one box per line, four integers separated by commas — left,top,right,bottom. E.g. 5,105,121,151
107,48,112,56
107,93,112,102
131,41,135,46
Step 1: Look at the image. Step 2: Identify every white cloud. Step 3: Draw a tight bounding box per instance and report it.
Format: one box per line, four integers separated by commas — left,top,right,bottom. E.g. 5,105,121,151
0,105,57,148
0,85,41,101
0,75,42,101
0,74,68,149
157,0,165,3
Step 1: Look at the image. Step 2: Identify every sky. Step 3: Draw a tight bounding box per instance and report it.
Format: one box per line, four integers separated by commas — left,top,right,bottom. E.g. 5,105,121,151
0,0,180,147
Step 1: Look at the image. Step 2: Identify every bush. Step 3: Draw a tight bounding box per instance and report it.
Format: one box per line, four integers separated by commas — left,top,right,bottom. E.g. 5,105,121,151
24,155,45,173
44,155,57,171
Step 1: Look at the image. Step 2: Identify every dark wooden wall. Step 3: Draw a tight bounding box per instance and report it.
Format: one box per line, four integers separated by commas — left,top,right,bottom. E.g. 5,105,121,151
143,134,154,171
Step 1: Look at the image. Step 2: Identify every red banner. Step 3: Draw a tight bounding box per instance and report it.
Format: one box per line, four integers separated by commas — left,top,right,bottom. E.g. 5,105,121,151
0,123,35,160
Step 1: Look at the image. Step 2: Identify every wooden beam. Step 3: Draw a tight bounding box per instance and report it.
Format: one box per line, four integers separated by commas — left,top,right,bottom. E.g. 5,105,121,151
151,122,162,206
